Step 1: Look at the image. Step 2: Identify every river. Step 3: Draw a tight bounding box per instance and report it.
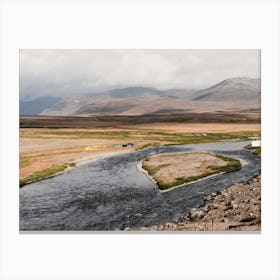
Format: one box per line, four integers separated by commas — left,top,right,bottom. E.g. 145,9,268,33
20,141,261,231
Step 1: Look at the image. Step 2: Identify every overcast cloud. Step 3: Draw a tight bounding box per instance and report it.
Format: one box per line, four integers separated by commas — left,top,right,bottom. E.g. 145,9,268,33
20,49,260,99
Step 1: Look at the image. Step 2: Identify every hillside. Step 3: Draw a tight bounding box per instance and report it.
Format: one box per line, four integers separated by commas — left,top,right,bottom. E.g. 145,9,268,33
20,96,62,115
40,87,193,116
19,77,260,117
193,77,260,103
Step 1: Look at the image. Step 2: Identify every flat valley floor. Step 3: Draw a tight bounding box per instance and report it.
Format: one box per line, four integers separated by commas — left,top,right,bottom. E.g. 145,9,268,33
19,118,261,231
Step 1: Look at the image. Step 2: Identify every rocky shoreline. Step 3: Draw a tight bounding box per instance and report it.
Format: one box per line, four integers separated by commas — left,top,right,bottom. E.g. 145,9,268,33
134,174,261,231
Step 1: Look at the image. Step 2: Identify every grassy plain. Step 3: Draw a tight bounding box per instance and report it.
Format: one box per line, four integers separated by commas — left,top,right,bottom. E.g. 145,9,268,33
19,120,260,187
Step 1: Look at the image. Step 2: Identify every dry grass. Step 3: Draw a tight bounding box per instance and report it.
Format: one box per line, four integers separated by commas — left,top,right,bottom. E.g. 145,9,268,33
123,122,261,133
19,124,256,187
20,163,76,187
142,152,241,190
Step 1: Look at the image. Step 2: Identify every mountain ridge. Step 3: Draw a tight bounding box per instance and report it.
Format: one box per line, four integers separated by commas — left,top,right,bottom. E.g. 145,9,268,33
19,77,260,116
193,77,260,102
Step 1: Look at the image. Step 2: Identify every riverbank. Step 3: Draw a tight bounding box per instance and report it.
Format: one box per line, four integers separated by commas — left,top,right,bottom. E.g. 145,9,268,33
135,174,261,231
20,149,134,187
20,126,259,186
20,141,261,230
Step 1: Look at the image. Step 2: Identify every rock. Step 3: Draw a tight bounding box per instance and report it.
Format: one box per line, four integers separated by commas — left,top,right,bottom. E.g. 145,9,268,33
184,212,190,218
201,212,209,220
224,197,233,206
250,199,260,205
228,222,243,229
124,227,131,231
220,218,229,223
177,217,186,223
207,204,219,210
239,216,256,223
200,206,208,212
230,201,239,209
158,225,164,230
211,192,217,197
133,174,261,232
165,222,173,228
204,195,212,202
189,209,207,221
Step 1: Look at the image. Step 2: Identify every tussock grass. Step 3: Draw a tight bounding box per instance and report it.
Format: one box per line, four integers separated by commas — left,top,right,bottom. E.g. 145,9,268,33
143,163,170,175
208,155,242,173
158,172,216,190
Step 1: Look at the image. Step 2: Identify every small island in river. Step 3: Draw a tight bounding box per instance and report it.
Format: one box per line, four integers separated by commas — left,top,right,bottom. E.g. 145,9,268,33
142,152,241,190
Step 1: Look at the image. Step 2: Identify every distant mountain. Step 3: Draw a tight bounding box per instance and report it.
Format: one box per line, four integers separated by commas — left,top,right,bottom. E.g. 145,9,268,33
40,96,93,116
36,77,260,117
40,87,193,116
74,96,194,116
86,86,165,99
192,77,260,103
20,96,62,115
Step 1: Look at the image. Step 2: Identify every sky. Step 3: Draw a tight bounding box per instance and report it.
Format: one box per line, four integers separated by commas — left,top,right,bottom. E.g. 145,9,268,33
20,49,260,100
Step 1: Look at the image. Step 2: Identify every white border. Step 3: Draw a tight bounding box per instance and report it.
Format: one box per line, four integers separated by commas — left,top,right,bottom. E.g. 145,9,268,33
1,1,280,280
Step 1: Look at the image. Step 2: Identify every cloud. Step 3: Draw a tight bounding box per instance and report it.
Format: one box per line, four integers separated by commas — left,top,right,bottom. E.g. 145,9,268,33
20,49,260,99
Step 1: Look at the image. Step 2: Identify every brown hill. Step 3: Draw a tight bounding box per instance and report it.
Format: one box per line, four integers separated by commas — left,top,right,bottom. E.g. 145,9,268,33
38,77,260,117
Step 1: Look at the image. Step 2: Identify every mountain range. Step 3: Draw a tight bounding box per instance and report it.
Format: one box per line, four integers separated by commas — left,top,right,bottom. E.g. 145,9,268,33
20,77,260,117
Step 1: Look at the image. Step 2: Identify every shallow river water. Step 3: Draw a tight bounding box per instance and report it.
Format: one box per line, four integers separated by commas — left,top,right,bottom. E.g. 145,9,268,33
20,141,261,231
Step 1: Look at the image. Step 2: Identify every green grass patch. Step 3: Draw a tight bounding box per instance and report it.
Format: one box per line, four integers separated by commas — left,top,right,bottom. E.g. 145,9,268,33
244,144,261,155
143,163,170,175
157,172,217,190
21,129,257,145
208,155,242,173
253,147,261,155
20,162,76,187
134,132,256,150
245,144,254,149
20,130,131,140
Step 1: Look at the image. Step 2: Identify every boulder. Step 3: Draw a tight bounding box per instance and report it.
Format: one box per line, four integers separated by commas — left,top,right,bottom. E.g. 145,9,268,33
189,209,207,221
205,195,213,202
